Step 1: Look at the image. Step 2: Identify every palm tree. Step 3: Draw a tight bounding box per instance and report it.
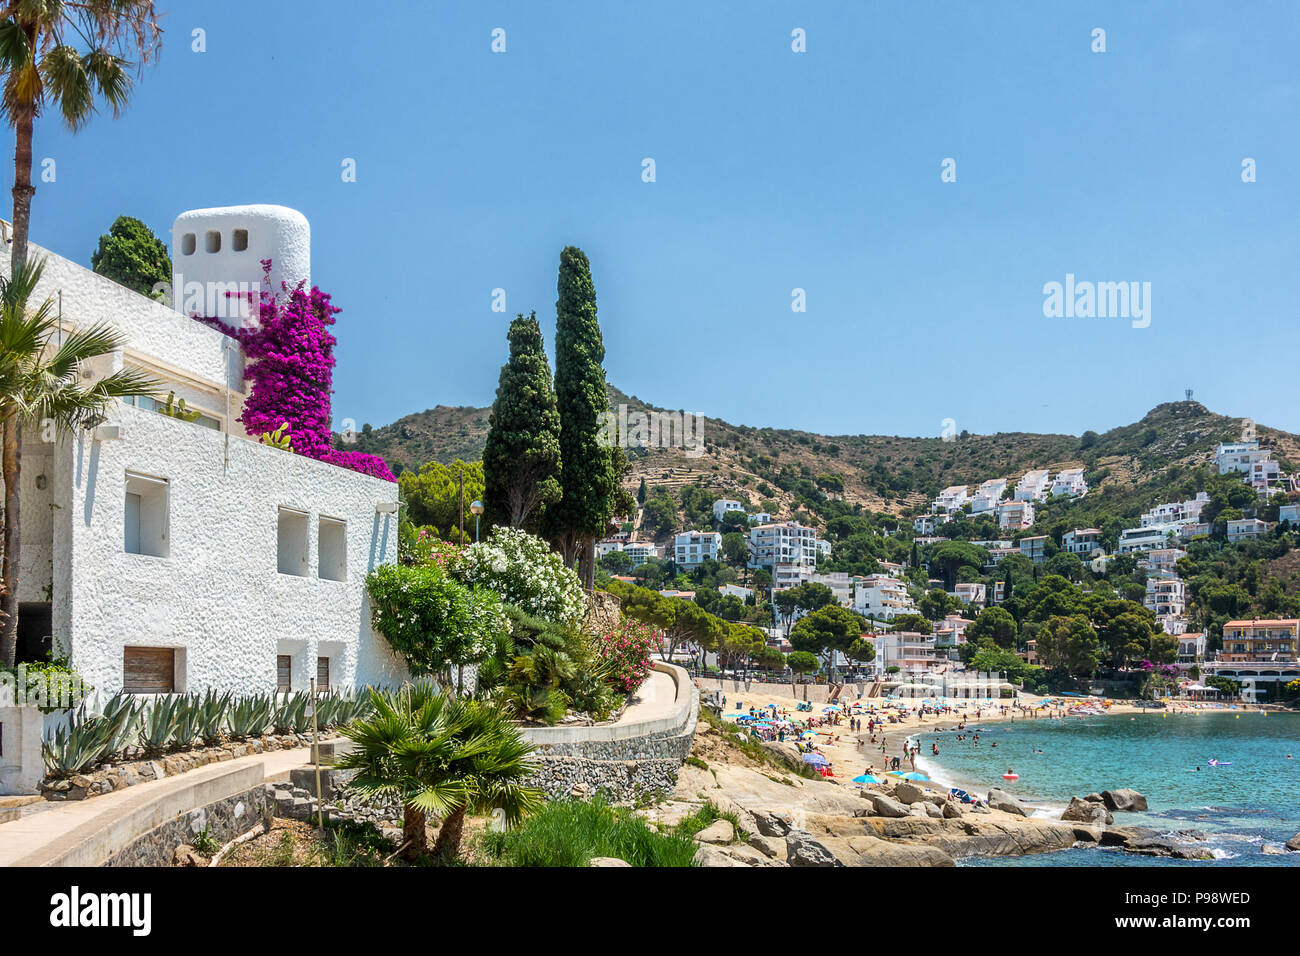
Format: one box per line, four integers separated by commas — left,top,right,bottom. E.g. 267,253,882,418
337,682,543,861
0,258,158,667
0,1,163,272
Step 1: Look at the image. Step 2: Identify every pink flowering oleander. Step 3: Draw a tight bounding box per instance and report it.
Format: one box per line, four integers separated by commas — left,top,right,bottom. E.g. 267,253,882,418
593,617,661,694
194,260,395,482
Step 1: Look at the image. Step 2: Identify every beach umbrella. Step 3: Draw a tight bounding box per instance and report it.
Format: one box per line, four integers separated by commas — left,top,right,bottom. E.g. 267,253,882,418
888,771,930,781
802,753,830,766
852,774,883,784
800,731,818,738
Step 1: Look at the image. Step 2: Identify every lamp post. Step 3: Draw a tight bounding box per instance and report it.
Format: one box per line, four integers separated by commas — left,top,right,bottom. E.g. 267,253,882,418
470,500,484,542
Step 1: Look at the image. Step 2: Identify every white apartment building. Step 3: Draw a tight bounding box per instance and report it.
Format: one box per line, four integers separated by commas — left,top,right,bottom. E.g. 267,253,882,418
1140,548,1187,575
1179,522,1212,541
1246,457,1282,492
873,632,939,674
933,485,970,513
971,478,1008,514
933,614,973,659
717,583,754,602
1215,440,1266,475
748,511,771,525
1019,535,1049,563
1226,518,1268,543
2,205,408,699
809,571,855,606
623,542,660,567
853,574,917,620
1118,524,1181,554
1140,492,1210,528
772,562,814,590
1051,468,1088,498
1144,574,1186,633
997,499,1034,531
1279,503,1300,526
1062,528,1104,555
950,582,986,608
712,498,746,522
1014,469,1051,502
1177,632,1207,663
913,513,952,535
747,521,824,571
674,530,721,567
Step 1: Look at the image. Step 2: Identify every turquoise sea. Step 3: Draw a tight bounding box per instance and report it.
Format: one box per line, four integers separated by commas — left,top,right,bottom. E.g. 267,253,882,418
911,710,1300,867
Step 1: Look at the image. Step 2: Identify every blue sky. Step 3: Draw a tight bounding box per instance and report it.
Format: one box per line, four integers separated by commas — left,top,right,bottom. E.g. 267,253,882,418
13,0,1300,439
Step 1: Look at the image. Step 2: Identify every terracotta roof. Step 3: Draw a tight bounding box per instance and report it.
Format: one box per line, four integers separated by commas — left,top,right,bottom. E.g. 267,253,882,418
1223,618,1299,628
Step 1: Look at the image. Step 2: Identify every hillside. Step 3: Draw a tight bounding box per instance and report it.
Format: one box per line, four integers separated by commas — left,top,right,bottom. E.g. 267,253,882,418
339,393,1298,529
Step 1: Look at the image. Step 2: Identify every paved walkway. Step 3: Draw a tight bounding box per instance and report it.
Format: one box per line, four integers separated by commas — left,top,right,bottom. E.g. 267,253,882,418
0,746,314,867
618,668,678,724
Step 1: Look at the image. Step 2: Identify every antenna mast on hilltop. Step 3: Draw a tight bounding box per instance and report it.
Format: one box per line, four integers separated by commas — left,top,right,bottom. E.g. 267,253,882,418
1185,389,1193,402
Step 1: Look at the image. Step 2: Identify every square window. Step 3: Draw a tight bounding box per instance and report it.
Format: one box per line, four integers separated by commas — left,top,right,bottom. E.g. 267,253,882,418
123,646,178,694
205,230,221,253
318,516,347,581
277,507,309,576
124,472,169,557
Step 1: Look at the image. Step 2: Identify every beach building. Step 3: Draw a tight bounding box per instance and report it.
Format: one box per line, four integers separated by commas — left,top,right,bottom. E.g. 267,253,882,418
997,499,1034,531
622,542,660,567
1018,535,1049,563
873,631,939,674
933,614,973,660
748,511,771,525
1177,632,1207,663
853,574,917,620
1218,619,1298,662
971,478,1008,514
674,530,721,567
1214,440,1267,475
932,484,970,513
1,205,407,698
1139,492,1211,528
717,583,753,602
747,520,824,571
913,513,952,535
712,498,745,522
1014,469,1051,502
1144,575,1186,633
1226,518,1268,543
1179,522,1212,541
1062,528,1104,555
1050,468,1088,498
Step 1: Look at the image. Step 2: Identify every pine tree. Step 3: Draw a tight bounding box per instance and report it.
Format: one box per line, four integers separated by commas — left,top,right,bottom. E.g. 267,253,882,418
482,312,561,530
545,246,619,585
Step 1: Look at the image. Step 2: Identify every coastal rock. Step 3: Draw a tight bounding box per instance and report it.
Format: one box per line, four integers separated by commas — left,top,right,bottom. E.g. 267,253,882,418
589,857,631,867
708,796,759,837
923,802,944,818
908,803,929,818
868,794,910,818
1286,832,1300,852
693,845,748,867
894,782,927,805
941,801,963,819
695,820,736,845
1070,826,1104,843
785,829,843,867
1084,793,1104,803
747,834,787,859
721,844,783,866
1100,826,1160,848
1100,788,1148,812
1061,797,1109,826
1261,844,1286,856
986,789,1028,816
751,809,792,837
824,834,955,867
1125,837,1214,861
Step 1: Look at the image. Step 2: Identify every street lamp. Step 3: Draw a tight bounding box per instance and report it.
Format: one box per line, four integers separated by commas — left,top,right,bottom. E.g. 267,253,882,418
470,500,484,542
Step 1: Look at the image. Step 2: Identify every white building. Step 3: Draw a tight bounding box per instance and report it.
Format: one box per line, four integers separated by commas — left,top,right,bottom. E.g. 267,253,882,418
748,521,824,572
971,478,1008,514
4,205,407,698
1226,518,1268,543
1280,503,1300,526
809,571,855,606
1019,535,1049,563
1215,440,1266,475
1014,469,1051,502
1140,548,1186,576
1140,492,1210,528
873,632,939,674
748,511,772,525
950,582,986,608
622,542,660,567
913,513,952,535
1144,574,1186,633
997,499,1034,531
717,583,754,602
674,530,722,567
933,614,974,659
1118,524,1181,554
1062,528,1104,555
932,485,970,513
853,574,917,620
1177,632,1207,663
1050,468,1088,498
712,498,746,522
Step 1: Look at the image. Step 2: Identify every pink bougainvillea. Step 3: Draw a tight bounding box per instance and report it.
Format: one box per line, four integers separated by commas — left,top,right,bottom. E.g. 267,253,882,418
592,617,661,694
195,260,395,482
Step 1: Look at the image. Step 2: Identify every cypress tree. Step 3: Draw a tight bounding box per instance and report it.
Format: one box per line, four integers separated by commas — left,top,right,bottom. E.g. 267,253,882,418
545,246,619,584
637,477,647,505
482,312,561,530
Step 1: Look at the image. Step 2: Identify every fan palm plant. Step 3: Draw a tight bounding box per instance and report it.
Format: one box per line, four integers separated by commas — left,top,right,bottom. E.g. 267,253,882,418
0,1,162,273
337,682,543,861
0,258,159,666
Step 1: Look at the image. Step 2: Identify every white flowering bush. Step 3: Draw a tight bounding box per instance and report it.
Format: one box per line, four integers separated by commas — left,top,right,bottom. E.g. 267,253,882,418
458,527,586,628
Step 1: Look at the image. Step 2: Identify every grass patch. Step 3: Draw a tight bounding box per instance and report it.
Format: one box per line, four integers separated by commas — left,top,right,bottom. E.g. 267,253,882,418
684,756,709,771
480,796,698,867
672,800,747,843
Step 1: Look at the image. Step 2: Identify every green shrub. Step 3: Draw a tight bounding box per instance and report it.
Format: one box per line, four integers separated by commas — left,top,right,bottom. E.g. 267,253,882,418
480,796,698,867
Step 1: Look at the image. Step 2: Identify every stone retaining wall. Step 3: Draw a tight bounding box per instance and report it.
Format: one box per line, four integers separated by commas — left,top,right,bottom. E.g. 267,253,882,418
104,784,272,867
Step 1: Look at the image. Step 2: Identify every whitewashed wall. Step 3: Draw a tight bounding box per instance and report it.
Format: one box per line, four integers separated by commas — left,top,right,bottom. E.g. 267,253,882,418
58,403,407,697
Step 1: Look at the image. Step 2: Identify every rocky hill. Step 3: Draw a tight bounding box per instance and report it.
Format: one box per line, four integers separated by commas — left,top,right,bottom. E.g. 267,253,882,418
340,392,1298,525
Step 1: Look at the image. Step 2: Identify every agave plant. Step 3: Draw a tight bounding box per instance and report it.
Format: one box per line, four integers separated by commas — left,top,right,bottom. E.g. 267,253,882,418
42,700,137,776
99,694,142,757
140,696,182,753
194,689,232,744
273,691,312,735
227,693,273,739
170,694,205,749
